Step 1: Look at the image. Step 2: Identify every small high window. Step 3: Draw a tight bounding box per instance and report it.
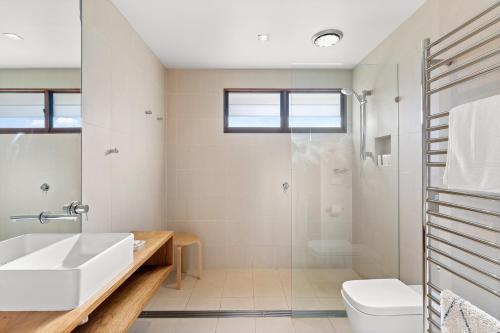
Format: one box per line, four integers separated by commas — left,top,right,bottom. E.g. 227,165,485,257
224,89,346,133
0,89,81,133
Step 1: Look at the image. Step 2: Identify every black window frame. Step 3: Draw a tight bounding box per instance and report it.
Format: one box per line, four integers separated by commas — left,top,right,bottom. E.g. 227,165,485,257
223,88,346,133
0,88,81,134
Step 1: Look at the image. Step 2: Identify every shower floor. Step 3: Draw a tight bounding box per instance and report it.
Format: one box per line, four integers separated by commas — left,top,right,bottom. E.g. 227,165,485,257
145,268,360,311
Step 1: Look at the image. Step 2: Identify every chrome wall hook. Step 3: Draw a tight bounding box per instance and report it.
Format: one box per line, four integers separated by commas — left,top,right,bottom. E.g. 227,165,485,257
104,148,119,156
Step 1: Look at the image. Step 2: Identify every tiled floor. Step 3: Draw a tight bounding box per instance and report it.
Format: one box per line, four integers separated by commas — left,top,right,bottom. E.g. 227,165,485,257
129,317,353,333
145,268,360,311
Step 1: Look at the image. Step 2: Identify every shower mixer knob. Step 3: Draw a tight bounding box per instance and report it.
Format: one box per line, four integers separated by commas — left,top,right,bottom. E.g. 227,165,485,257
63,201,90,216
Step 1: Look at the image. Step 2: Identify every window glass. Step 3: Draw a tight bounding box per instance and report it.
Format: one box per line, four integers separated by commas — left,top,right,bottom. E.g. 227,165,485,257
227,92,281,128
224,89,345,133
0,93,45,128
289,92,342,128
53,93,81,128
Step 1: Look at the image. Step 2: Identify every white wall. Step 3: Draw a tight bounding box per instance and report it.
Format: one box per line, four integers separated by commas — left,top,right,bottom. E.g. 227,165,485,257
353,0,498,285
165,69,353,269
82,0,165,233
0,134,81,240
0,69,81,89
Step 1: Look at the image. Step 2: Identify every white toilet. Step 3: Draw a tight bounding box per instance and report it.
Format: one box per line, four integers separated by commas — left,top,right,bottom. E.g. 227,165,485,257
342,279,423,333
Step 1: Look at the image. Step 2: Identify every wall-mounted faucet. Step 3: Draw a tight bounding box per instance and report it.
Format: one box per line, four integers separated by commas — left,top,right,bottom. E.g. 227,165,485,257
40,183,50,192
10,201,89,224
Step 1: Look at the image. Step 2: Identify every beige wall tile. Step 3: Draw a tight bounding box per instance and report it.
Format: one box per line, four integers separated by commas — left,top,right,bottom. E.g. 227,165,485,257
82,0,165,233
82,124,111,232
166,69,353,271
176,71,202,94
82,26,111,129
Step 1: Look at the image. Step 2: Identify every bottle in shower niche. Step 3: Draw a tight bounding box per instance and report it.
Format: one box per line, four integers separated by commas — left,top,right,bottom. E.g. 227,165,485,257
382,154,392,166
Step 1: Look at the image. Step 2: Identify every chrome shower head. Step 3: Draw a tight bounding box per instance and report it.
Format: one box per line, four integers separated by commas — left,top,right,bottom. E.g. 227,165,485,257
340,88,353,96
341,88,363,103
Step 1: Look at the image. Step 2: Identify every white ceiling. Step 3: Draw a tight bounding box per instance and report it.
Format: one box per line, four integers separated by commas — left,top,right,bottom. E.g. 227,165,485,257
111,0,425,69
0,0,81,68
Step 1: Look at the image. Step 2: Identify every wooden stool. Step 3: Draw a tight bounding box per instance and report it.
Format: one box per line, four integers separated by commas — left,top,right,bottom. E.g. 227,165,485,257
174,233,202,289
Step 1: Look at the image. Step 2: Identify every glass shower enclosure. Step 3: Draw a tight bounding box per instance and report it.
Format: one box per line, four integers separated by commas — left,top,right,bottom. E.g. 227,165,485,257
154,66,400,315
290,64,401,313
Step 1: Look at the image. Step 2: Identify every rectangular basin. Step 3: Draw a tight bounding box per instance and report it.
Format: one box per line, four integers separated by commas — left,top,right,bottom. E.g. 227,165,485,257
0,233,134,311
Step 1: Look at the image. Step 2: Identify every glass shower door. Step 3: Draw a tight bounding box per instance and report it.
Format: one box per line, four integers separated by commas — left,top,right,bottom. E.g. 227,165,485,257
290,65,400,313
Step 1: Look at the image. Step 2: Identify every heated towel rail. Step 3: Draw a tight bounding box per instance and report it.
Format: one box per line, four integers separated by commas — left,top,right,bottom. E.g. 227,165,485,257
421,2,500,332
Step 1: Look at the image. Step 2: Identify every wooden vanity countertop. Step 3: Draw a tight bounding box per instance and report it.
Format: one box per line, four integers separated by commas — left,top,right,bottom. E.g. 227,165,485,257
0,230,174,333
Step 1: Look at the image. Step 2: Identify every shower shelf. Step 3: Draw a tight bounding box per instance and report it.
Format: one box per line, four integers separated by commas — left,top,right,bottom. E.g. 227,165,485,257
375,135,392,166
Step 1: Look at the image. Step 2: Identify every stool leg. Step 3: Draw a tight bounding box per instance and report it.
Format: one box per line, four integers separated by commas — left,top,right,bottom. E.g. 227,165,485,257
181,248,187,273
197,241,202,280
176,246,182,290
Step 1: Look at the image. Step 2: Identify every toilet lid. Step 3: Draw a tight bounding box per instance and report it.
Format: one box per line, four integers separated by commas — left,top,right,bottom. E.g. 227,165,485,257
342,279,423,316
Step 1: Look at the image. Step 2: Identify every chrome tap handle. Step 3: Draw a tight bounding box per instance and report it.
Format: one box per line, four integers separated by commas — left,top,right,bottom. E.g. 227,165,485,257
63,201,90,216
75,204,89,215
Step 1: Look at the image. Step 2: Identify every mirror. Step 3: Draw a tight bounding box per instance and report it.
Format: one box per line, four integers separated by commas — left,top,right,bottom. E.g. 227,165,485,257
0,0,82,241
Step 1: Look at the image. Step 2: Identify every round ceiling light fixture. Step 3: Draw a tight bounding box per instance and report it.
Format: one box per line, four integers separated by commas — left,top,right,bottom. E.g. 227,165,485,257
312,29,343,47
257,34,270,41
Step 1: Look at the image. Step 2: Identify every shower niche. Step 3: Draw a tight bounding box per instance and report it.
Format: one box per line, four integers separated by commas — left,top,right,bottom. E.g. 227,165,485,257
375,135,392,166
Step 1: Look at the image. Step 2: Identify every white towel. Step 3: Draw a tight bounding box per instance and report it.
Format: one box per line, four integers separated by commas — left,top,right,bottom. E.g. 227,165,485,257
441,289,500,333
443,94,500,194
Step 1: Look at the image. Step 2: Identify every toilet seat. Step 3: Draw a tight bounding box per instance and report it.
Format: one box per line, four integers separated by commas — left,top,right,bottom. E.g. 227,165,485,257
342,279,423,316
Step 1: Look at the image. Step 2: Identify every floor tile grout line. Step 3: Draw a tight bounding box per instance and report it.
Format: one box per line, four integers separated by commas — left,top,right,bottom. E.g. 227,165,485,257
328,316,337,333
183,273,195,311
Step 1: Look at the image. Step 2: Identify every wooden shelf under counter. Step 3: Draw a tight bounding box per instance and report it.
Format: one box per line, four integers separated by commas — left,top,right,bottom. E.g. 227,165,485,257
0,231,174,333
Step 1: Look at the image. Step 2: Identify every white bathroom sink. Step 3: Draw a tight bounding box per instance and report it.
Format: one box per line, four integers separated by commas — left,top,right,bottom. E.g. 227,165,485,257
0,233,134,311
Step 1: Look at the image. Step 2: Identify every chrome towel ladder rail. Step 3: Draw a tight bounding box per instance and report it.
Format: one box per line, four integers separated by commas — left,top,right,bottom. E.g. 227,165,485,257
421,2,500,332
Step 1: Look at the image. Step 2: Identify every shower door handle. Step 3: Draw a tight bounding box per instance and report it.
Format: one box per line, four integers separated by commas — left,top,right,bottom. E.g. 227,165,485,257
282,182,290,193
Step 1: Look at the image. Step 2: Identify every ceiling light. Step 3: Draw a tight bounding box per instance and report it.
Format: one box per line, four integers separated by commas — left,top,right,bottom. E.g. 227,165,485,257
2,33,24,41
312,29,343,47
257,34,269,41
